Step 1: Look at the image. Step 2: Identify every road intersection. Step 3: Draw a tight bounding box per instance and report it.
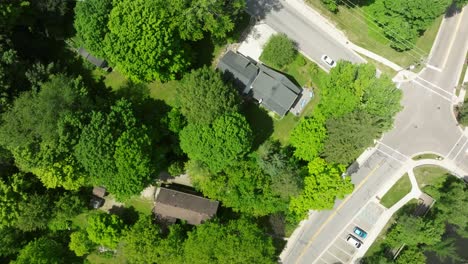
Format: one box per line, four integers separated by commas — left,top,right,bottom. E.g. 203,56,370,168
245,1,468,263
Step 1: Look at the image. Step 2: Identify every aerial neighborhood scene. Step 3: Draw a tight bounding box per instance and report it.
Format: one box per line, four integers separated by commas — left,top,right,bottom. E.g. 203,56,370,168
1,0,468,263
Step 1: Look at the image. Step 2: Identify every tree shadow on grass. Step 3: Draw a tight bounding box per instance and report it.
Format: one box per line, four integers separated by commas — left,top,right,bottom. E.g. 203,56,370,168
241,102,274,151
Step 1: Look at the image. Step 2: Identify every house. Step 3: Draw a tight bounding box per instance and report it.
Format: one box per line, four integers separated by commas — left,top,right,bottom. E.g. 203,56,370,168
77,47,108,69
217,50,304,117
153,187,219,225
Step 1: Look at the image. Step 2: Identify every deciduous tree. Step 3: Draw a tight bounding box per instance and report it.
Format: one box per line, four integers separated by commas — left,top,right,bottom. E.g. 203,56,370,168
13,237,68,264
183,219,276,264
86,213,125,249
180,113,252,172
290,113,327,161
104,0,190,81
289,158,354,220
69,230,95,257
74,0,113,58
177,67,239,124
261,34,297,68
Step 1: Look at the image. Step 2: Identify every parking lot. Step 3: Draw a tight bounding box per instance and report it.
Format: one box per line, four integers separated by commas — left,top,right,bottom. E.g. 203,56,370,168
313,201,385,264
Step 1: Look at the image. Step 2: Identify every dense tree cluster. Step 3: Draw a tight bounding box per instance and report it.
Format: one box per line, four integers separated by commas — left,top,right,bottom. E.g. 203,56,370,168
74,0,245,81
291,62,402,164
363,177,467,263
261,34,298,68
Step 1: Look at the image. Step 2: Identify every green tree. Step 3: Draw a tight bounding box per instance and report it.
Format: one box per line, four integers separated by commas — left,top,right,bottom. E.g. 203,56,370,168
0,227,26,258
322,111,381,164
360,75,402,130
386,215,444,247
261,34,297,68
369,0,451,51
458,100,468,126
123,214,184,264
395,246,427,264
171,0,246,40
86,213,125,249
183,219,276,264
74,0,113,57
75,99,152,200
436,180,468,237
13,237,68,264
0,75,91,190
180,113,252,172
15,193,52,232
290,113,327,161
48,193,85,231
69,230,95,257
256,140,302,200
177,67,239,124
425,238,463,263
319,62,374,118
104,0,190,81
289,158,354,220
190,160,286,216
0,173,29,228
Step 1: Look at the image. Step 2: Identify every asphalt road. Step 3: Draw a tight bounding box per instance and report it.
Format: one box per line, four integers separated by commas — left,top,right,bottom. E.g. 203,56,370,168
280,5,468,264
245,0,363,70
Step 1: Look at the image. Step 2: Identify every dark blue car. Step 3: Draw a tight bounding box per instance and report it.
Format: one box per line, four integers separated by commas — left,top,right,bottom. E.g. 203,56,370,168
353,227,367,239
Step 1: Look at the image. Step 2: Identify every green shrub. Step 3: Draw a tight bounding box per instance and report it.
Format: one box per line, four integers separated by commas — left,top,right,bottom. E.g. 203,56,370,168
458,101,468,126
261,34,297,68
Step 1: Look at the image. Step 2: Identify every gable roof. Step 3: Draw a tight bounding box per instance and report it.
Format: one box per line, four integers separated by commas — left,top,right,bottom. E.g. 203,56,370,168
153,188,219,225
217,50,259,94
77,47,108,68
251,64,302,117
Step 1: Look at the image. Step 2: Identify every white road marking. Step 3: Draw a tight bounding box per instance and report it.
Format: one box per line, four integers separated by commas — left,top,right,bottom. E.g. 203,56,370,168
375,148,405,164
332,244,353,257
452,137,468,160
325,250,348,264
412,79,453,102
376,141,410,160
416,76,452,95
446,134,465,158
426,64,443,72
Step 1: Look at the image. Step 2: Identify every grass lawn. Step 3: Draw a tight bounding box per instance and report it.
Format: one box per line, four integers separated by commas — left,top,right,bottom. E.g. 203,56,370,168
258,54,325,144
86,250,127,264
124,196,154,216
413,165,450,190
358,53,397,77
305,0,443,68
411,153,443,161
380,174,411,208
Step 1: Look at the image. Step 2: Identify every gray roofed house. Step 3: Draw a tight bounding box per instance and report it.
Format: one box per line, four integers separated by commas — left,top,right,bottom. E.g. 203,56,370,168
217,50,259,94
77,47,108,68
153,187,219,225
251,64,302,117
217,51,303,117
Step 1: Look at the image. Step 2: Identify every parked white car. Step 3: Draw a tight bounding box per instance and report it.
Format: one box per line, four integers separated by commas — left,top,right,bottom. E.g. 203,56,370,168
346,234,362,249
321,54,337,68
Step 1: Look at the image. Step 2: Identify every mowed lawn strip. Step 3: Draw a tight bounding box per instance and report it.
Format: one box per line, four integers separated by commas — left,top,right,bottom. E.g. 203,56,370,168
380,173,411,208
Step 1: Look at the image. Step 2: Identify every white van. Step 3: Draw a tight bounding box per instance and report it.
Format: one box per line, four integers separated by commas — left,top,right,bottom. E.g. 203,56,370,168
346,235,362,249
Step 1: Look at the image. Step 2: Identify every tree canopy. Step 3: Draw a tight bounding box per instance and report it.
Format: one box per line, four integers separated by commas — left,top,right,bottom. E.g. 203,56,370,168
290,113,327,161
74,0,113,58
12,237,68,264
183,219,276,264
104,0,190,81
177,66,239,124
261,34,297,68
86,213,125,249
180,113,253,172
289,158,354,220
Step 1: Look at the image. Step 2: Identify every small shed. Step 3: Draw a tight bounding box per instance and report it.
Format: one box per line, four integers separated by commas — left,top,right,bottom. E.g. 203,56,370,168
92,186,107,198
153,187,219,225
77,47,108,68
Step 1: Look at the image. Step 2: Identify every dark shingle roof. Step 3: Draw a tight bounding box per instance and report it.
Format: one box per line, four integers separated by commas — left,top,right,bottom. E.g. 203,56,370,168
77,47,108,68
251,64,302,117
153,188,219,225
217,50,259,94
